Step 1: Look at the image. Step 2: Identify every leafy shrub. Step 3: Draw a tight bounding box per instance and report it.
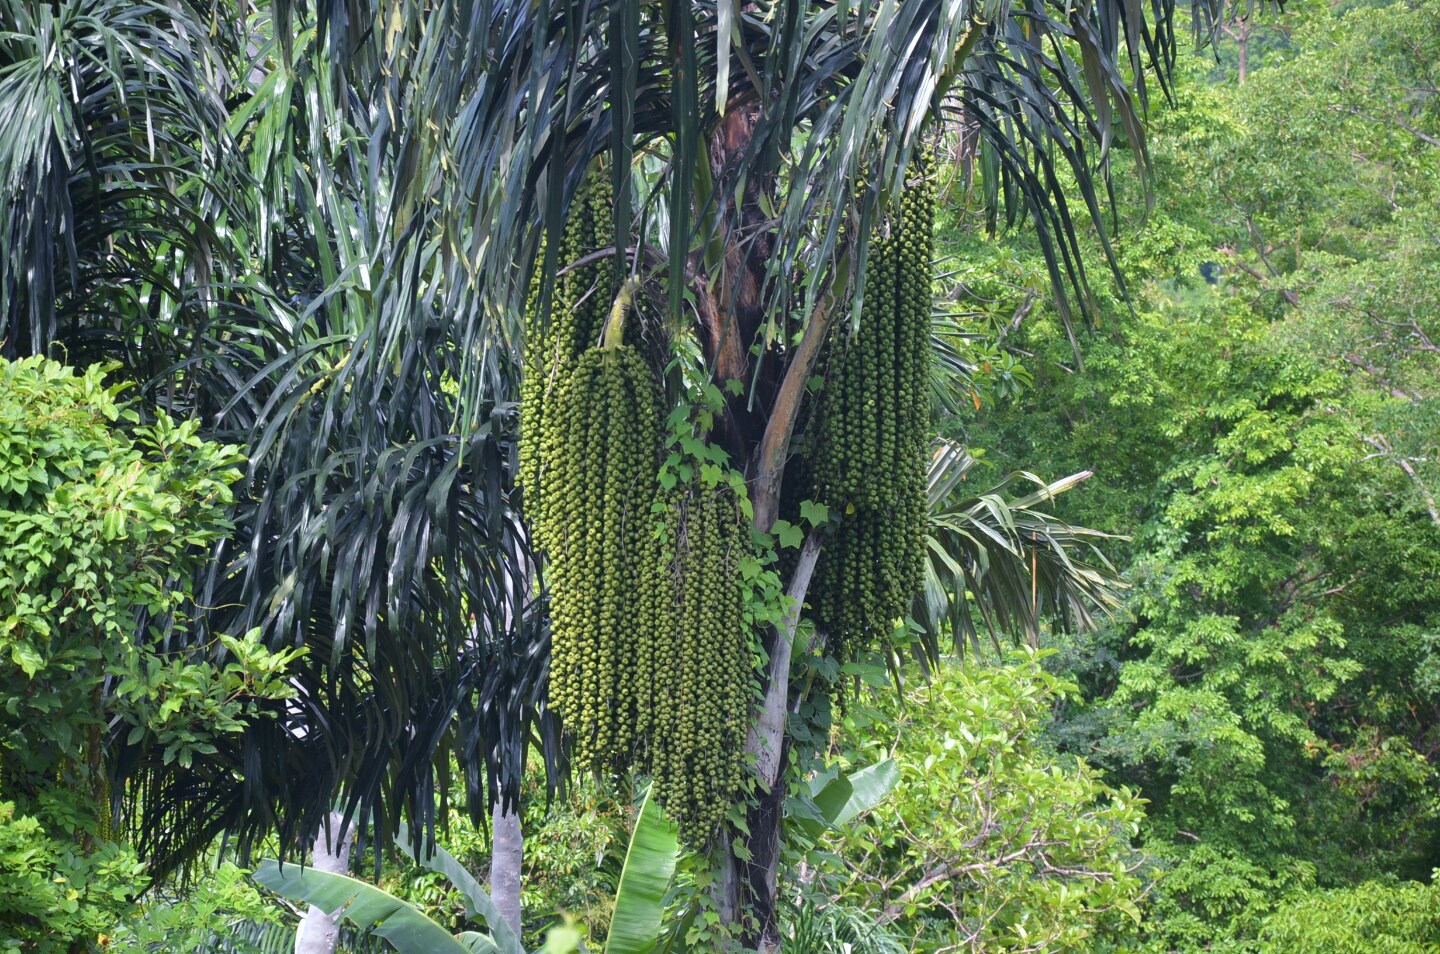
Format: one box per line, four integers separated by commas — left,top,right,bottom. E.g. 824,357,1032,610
0,357,300,950
1258,878,1440,953
826,650,1148,952
109,861,286,954
0,800,146,954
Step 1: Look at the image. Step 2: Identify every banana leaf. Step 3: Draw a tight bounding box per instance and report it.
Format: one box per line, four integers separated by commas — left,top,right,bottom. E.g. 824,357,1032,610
603,787,680,954
252,860,479,954
395,822,525,954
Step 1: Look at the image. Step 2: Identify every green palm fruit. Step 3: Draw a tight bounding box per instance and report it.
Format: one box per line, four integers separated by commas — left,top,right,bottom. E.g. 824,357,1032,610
520,169,622,552
545,343,661,772
641,481,752,845
809,148,935,659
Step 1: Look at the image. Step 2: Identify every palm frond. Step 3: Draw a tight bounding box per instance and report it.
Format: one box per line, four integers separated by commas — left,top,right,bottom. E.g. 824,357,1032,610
913,438,1124,663
0,8,559,875
259,0,1257,418
0,0,248,360
929,304,986,417
2,0,1268,885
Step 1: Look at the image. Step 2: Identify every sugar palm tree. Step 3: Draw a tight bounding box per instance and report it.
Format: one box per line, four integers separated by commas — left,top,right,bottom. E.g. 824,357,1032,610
0,0,1255,948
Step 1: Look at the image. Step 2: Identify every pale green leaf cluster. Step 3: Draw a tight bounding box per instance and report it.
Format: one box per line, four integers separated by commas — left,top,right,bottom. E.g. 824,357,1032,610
1257,877,1440,953
824,651,1148,952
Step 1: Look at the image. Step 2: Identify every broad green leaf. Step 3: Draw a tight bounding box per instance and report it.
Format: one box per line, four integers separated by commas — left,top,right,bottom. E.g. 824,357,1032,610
395,822,524,954
810,775,855,830
793,759,899,845
252,860,472,954
10,642,43,678
772,520,804,549
798,500,829,527
459,931,501,953
603,788,680,954
826,759,899,828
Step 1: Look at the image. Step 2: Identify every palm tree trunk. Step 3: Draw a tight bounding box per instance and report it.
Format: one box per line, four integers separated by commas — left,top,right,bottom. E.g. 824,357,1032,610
490,800,525,937
726,535,822,951
485,532,530,941
695,106,835,950
294,813,355,954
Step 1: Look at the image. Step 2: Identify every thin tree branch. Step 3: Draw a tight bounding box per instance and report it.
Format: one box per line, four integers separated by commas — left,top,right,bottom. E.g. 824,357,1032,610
749,274,844,530
1362,434,1440,527
1217,244,1299,306
1330,104,1440,149
746,530,823,789
1344,352,1424,402
556,245,666,277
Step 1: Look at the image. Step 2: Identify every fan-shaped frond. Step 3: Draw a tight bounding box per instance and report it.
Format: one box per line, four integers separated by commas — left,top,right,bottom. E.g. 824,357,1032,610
913,438,1124,662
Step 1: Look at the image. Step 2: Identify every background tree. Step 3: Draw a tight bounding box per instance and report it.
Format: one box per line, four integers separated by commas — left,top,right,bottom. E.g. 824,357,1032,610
822,650,1147,952
954,2,1440,944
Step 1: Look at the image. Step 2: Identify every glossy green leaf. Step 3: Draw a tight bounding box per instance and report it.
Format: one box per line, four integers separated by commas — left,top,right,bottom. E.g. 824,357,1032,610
825,759,899,829
395,822,524,954
603,787,680,954
251,861,473,954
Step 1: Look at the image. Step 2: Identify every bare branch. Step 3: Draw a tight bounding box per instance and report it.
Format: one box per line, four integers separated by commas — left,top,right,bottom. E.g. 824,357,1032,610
1362,434,1440,527
745,530,824,789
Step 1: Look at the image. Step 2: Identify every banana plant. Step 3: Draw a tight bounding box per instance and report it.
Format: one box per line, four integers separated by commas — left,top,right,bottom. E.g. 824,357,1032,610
601,788,680,954
253,761,896,954
250,861,496,954
786,759,900,849
253,786,679,954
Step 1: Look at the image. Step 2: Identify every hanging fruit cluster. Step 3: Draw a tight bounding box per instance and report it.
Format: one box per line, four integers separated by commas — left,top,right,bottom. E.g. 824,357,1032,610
638,480,751,843
808,153,935,658
519,171,621,549
519,171,755,840
543,340,661,771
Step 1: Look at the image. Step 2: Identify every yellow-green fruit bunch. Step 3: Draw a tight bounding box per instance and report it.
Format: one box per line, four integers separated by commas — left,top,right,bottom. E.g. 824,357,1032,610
519,171,621,550
637,482,751,844
809,155,934,658
544,344,661,771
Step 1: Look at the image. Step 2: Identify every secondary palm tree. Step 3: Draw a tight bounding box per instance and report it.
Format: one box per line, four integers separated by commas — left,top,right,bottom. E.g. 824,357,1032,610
0,0,552,878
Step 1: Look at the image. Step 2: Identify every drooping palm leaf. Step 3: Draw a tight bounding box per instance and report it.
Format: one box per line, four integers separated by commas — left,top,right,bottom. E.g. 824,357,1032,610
259,0,1258,424
0,3,554,876
0,0,250,361
929,302,986,417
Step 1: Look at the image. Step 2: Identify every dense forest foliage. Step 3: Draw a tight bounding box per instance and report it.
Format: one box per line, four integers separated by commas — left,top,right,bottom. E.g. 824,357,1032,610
0,0,1436,952
954,2,1440,946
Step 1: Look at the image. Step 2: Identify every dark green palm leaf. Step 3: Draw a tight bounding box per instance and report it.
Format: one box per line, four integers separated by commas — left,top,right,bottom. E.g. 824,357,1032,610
260,0,1261,418
0,0,247,359
0,3,555,876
